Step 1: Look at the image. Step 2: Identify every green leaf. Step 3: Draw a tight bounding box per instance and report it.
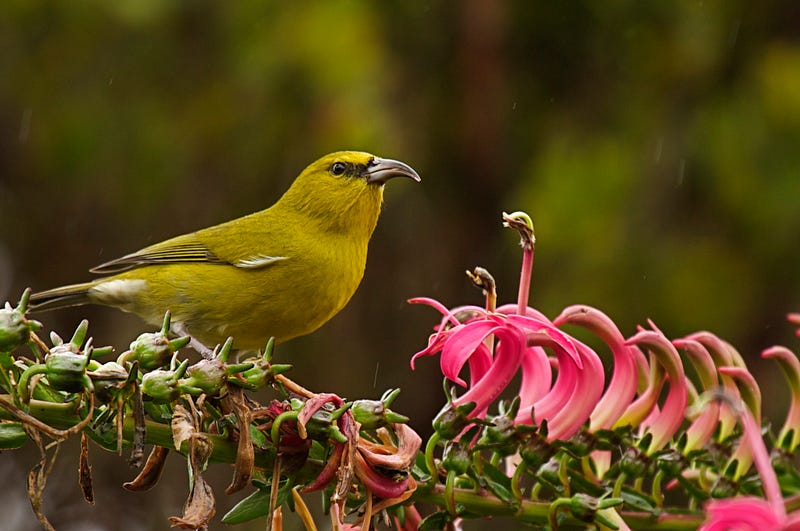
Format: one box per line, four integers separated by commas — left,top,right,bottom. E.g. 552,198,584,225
418,510,452,530
222,483,290,524
619,487,658,514
479,459,517,506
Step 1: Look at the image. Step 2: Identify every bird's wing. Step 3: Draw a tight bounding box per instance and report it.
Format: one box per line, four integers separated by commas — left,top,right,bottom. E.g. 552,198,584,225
90,230,289,274
90,233,225,274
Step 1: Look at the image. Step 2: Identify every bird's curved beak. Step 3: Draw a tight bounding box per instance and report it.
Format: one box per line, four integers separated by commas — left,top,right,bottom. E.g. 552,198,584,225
365,157,422,184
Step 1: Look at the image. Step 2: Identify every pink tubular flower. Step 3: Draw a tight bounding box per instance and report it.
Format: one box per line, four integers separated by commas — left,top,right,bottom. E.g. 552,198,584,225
763,345,800,451
410,298,602,440
410,212,607,440
788,313,800,337
626,328,688,454
672,339,720,453
553,305,640,431
700,396,800,531
702,498,785,531
685,331,742,442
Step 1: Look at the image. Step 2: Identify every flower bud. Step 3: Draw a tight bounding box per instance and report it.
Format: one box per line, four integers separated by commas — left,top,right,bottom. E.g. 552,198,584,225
710,476,738,498
442,441,472,475
0,290,40,352
536,457,563,488
432,401,477,440
119,312,190,371
44,346,92,393
179,358,227,396
88,361,130,403
351,389,410,429
0,421,28,449
655,448,687,477
569,493,598,522
620,445,650,477
142,364,186,404
519,433,554,470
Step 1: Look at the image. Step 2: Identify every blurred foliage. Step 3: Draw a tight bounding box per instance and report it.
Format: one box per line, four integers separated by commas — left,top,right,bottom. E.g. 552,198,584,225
1,1,800,529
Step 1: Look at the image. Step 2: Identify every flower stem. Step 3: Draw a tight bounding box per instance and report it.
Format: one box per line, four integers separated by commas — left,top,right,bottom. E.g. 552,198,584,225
412,483,704,529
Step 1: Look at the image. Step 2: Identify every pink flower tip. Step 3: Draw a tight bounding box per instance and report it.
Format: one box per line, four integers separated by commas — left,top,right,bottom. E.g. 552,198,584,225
701,497,784,531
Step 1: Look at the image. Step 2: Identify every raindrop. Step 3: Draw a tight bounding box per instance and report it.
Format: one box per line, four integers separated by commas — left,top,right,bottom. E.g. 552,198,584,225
18,108,32,144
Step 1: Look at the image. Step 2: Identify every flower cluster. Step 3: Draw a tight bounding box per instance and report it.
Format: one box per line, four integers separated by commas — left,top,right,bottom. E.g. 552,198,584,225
411,212,800,529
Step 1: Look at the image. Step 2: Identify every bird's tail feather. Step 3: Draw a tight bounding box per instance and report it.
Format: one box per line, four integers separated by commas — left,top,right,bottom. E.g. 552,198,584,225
29,282,96,312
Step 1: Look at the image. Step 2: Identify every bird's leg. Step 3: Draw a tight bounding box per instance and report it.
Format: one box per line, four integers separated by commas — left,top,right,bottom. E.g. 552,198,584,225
171,323,215,359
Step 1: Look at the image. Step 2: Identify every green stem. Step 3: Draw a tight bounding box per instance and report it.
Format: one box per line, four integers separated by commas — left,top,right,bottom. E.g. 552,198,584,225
410,483,704,529
14,395,277,468
424,432,441,480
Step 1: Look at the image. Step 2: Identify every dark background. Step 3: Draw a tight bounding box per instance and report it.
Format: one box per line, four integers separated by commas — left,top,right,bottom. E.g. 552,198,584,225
2,2,800,529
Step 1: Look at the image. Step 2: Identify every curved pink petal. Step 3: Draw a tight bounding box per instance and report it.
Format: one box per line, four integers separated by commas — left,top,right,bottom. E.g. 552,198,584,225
673,339,721,453
496,303,550,322
701,497,784,531
354,451,410,499
545,338,605,440
408,299,487,370
517,344,552,411
506,313,583,369
719,366,763,481
739,402,785,520
763,346,800,451
453,324,527,413
466,342,493,387
627,330,688,454
687,331,746,368
616,361,664,430
408,297,462,325
441,318,505,386
410,331,449,369
518,333,580,425
554,305,639,430
298,393,345,431
718,367,762,426
788,313,800,337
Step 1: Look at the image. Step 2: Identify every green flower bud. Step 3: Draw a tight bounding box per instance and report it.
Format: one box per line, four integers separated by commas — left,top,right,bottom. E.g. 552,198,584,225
351,389,410,429
432,401,477,440
710,476,738,498
655,448,687,477
569,493,598,522
0,421,28,449
179,358,227,396
0,307,30,352
620,445,650,477
519,433,554,470
141,360,189,403
119,312,189,371
0,290,40,352
233,362,292,390
44,346,92,393
442,441,472,475
477,414,518,456
302,403,351,444
536,457,562,488
88,361,129,403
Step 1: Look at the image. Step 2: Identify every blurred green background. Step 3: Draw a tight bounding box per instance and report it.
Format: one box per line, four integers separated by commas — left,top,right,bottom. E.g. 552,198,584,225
2,1,800,529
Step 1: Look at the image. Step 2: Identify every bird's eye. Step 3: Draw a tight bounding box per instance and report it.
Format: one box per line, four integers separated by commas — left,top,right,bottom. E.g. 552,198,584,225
330,162,347,176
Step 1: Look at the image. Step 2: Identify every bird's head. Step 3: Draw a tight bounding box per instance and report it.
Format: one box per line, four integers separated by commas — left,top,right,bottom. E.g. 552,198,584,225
281,151,421,235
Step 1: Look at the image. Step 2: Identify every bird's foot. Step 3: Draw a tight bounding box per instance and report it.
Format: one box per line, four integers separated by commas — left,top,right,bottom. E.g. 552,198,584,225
171,323,215,359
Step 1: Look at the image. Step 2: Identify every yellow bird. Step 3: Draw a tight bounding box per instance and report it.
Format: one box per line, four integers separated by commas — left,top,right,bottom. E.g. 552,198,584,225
31,151,420,350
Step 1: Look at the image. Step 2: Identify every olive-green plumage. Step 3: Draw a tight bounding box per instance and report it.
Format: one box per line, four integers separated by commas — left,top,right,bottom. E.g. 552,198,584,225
31,151,420,350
